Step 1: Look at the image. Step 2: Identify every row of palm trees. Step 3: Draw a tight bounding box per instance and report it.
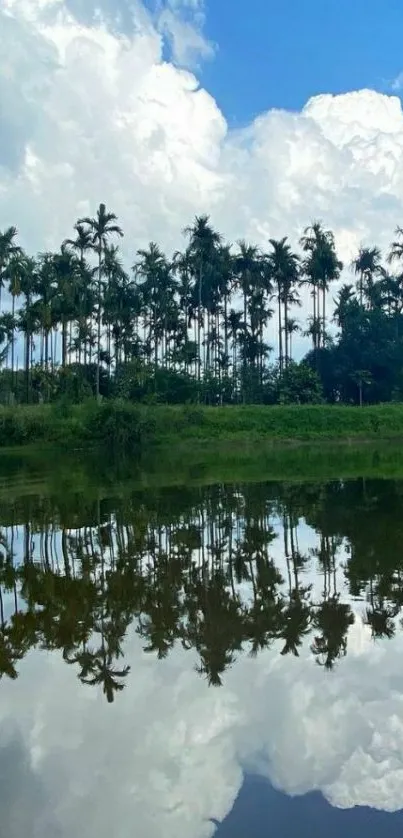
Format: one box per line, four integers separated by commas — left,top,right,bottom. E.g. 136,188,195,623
2,203,403,402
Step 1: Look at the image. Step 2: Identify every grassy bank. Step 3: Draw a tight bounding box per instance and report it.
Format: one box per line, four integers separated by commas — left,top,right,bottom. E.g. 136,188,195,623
2,401,403,451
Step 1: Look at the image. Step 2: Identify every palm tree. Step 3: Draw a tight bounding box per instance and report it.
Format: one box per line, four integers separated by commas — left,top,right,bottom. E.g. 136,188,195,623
0,227,22,314
52,246,82,368
267,238,299,371
6,251,26,388
183,215,222,392
333,283,356,330
227,308,242,397
352,246,382,308
63,222,94,365
134,242,173,378
300,222,342,351
63,223,93,264
233,241,266,398
285,317,300,361
78,203,123,400
389,226,403,267
18,256,37,403
34,253,57,371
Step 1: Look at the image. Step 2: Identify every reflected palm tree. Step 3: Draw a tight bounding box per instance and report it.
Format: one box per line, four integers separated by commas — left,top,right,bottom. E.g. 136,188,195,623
365,604,398,640
0,634,19,680
77,646,130,703
280,589,312,657
2,475,403,697
311,595,354,670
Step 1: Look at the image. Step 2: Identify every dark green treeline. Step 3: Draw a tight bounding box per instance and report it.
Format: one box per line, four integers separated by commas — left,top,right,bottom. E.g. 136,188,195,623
0,476,402,700
2,208,403,405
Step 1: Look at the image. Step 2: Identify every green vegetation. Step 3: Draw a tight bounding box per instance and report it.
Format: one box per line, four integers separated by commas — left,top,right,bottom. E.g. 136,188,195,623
2,207,403,419
1,401,403,451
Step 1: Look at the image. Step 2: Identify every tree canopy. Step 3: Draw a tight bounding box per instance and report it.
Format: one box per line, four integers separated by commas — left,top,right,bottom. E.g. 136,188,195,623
0,207,402,406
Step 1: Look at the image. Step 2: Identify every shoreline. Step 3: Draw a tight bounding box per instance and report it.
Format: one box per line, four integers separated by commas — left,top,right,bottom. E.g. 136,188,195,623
1,401,403,450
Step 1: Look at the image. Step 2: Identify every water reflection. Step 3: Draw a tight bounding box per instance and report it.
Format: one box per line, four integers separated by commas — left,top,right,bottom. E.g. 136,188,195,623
1,475,403,834
1,478,403,692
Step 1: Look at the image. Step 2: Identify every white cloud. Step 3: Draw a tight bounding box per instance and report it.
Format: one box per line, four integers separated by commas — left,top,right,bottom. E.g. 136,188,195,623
2,0,403,359
157,7,215,67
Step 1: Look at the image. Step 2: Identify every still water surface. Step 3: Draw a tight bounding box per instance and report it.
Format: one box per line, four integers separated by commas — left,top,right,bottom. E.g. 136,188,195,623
1,464,403,835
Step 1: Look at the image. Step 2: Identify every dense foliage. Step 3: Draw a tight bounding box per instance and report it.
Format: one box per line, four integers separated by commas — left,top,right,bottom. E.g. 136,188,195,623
1,206,403,405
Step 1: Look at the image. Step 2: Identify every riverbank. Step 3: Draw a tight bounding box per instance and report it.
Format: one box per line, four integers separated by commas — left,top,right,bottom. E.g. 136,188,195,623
2,400,403,451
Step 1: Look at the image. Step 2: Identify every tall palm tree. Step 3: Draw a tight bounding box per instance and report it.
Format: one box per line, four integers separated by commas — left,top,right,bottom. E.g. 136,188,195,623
34,253,58,371
6,250,26,387
63,223,94,365
78,203,123,400
183,215,222,391
0,227,22,314
52,246,82,368
285,317,300,361
388,226,403,266
300,222,342,351
227,308,242,397
63,223,93,264
333,283,356,330
134,242,173,377
233,241,266,399
267,238,299,371
352,246,382,308
18,256,37,403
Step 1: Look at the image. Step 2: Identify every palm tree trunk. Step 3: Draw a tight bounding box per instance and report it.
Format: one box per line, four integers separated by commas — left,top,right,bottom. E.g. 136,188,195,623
45,328,49,371
278,286,283,373
62,318,67,369
284,295,288,368
198,262,202,399
25,329,30,404
313,284,317,349
224,295,228,371
96,245,102,401
243,291,247,403
11,295,15,391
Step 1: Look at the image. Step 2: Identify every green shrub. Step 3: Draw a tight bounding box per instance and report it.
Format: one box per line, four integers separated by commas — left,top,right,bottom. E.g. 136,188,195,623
182,405,205,426
80,400,155,452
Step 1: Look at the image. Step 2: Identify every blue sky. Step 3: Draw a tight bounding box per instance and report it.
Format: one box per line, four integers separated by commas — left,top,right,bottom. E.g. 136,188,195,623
199,0,403,126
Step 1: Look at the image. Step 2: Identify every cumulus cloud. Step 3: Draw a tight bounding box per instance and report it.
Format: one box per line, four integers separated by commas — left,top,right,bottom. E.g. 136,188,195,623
2,0,403,357
156,0,215,67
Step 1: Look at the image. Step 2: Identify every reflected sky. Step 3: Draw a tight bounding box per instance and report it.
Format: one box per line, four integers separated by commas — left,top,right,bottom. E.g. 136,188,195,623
2,617,403,837
1,476,403,835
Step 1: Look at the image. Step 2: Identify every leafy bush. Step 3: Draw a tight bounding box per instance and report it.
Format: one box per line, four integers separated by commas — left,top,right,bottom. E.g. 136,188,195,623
182,405,205,426
80,400,155,452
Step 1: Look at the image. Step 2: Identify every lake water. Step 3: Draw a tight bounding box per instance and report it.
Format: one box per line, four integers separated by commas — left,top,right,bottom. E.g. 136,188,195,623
1,455,403,836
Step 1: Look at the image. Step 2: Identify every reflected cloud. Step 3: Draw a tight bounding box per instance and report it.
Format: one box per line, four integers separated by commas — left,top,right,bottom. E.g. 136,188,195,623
1,610,403,835
0,476,403,834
